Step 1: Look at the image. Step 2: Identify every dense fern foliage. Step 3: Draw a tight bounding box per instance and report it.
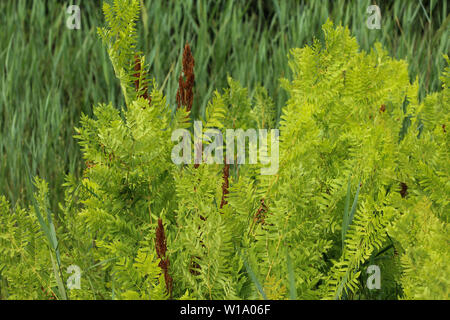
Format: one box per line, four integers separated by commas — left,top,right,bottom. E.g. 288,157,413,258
0,0,448,300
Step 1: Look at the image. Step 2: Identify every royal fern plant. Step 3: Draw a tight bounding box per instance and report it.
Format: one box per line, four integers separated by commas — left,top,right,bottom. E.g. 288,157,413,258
0,0,448,300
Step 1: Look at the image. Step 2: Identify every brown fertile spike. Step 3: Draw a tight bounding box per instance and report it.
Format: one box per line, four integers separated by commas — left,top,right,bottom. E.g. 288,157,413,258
134,54,151,107
176,43,195,112
220,163,230,209
254,199,268,225
400,182,408,198
155,218,173,297
155,218,167,258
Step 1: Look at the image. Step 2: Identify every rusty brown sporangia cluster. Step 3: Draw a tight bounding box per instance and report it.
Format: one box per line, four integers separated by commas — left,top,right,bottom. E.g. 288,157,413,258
400,182,408,198
176,43,198,168
174,43,205,276
174,44,232,276
176,43,195,112
134,54,152,107
40,286,56,300
220,162,230,209
254,198,268,225
155,218,173,297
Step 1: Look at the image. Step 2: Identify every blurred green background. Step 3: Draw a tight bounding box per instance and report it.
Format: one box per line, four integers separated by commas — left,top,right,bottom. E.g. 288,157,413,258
0,0,448,211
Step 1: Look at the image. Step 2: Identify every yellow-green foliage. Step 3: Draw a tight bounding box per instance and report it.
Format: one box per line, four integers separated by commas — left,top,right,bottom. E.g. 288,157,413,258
0,179,63,299
388,198,449,300
0,0,448,300
387,57,449,300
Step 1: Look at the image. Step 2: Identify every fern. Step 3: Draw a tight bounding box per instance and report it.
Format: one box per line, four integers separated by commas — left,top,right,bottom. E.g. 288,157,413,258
0,3,448,301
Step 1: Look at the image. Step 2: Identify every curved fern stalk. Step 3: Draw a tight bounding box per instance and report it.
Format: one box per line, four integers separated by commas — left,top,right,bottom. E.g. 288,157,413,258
98,0,142,108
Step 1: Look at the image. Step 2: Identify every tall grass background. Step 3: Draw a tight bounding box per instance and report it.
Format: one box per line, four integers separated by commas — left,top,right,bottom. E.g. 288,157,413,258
0,0,448,211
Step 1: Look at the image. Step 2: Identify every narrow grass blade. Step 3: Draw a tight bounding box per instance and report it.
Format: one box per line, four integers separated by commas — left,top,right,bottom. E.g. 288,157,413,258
348,181,361,228
341,175,352,251
50,251,68,300
286,248,297,300
239,250,267,300
24,160,67,299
